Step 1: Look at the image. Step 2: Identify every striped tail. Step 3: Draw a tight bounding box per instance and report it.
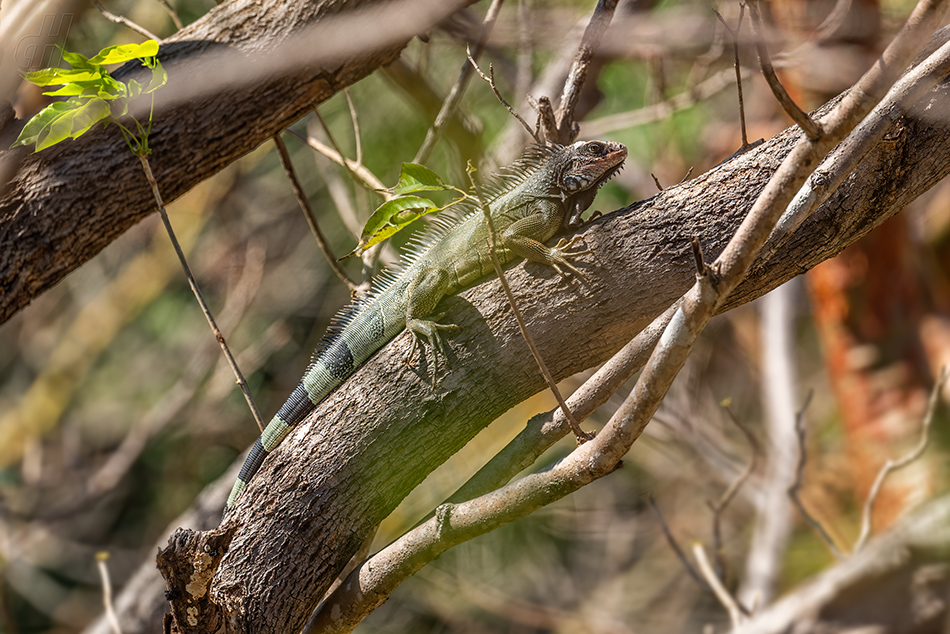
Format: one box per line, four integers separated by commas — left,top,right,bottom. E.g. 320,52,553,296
223,294,405,515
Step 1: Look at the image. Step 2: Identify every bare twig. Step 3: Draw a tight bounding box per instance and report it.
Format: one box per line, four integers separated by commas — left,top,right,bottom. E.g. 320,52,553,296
527,94,559,144
414,0,505,164
273,134,357,292
651,173,663,192
289,128,388,193
137,154,266,432
746,0,822,140
155,0,184,30
579,67,749,138
467,167,592,442
714,6,751,150
95,553,122,634
708,404,760,594
555,0,619,143
854,366,948,551
694,543,746,627
467,50,538,142
788,390,844,558
343,89,362,166
91,0,160,41
647,495,707,588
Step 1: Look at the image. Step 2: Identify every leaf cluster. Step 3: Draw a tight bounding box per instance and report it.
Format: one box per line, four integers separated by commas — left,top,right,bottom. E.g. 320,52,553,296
12,40,167,153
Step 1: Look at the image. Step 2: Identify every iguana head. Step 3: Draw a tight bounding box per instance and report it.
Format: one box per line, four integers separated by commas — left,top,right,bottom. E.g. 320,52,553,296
559,140,627,194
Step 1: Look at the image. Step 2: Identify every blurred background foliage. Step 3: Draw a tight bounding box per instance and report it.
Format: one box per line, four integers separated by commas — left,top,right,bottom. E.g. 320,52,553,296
1,0,949,632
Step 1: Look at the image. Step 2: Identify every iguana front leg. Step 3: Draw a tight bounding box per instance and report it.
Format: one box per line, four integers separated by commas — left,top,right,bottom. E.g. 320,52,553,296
502,200,591,277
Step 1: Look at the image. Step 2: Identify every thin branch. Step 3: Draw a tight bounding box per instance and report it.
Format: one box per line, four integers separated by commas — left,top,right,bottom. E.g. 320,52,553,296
854,366,948,551
442,299,681,507
693,542,745,628
91,0,160,41
788,390,844,558
155,0,184,30
467,167,592,442
273,134,358,292
137,153,267,433
579,67,748,138
555,0,619,143
467,50,538,142
647,495,707,588
343,89,362,167
288,128,388,194
714,6,751,150
414,0,505,164
746,0,822,140
707,404,760,596
95,553,122,634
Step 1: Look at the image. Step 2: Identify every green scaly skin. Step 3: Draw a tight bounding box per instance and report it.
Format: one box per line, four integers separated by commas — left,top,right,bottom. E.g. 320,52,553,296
225,140,627,515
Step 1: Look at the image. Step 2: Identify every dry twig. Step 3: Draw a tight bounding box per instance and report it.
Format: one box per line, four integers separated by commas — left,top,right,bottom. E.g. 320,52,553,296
414,0,505,164
746,0,821,140
854,366,948,551
273,134,357,292
91,0,160,41
788,390,844,558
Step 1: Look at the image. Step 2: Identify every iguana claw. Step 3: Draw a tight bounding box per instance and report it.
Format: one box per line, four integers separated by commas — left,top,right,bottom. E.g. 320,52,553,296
406,315,459,380
549,236,591,279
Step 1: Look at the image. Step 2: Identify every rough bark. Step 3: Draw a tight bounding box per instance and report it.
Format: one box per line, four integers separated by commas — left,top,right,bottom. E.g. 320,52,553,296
154,72,950,634
0,0,469,325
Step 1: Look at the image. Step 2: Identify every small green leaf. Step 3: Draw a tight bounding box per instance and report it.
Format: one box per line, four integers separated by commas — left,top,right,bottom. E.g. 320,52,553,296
11,97,111,151
146,59,167,93
88,40,160,65
42,80,100,97
127,78,143,99
60,49,94,70
393,163,449,195
24,67,100,86
69,97,111,138
343,196,440,258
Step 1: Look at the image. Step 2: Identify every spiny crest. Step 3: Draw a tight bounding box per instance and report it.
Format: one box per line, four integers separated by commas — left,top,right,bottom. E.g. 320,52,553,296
480,144,562,200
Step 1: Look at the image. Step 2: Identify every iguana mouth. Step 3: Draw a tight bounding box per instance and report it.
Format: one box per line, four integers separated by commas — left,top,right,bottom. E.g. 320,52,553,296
597,162,624,189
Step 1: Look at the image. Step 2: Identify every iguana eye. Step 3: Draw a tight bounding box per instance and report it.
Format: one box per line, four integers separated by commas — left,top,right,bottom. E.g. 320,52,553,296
585,141,605,155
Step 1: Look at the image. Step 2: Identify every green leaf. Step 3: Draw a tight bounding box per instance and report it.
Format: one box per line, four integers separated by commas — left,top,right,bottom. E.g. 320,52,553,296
11,97,110,151
88,40,160,65
69,97,111,138
24,67,100,86
393,163,449,195
145,59,167,93
42,80,101,97
343,195,440,258
127,78,143,99
60,49,94,70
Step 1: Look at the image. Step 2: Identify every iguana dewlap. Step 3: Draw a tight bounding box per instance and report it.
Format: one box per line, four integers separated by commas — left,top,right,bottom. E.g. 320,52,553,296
225,140,627,514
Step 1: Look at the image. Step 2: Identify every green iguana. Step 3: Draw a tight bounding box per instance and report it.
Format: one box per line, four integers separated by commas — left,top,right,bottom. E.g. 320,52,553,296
225,140,627,514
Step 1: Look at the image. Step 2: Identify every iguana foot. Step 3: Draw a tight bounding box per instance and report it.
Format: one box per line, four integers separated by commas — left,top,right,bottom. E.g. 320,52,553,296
548,235,591,279
406,315,460,378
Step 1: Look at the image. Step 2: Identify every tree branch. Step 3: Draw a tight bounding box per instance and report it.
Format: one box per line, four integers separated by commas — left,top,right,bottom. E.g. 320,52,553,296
0,0,473,327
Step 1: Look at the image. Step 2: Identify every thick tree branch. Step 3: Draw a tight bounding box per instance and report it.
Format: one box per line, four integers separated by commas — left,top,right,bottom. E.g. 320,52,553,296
0,0,471,326
156,24,950,631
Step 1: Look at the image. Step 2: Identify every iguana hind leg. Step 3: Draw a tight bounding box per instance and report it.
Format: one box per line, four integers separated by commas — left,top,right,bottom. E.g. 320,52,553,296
405,266,459,377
